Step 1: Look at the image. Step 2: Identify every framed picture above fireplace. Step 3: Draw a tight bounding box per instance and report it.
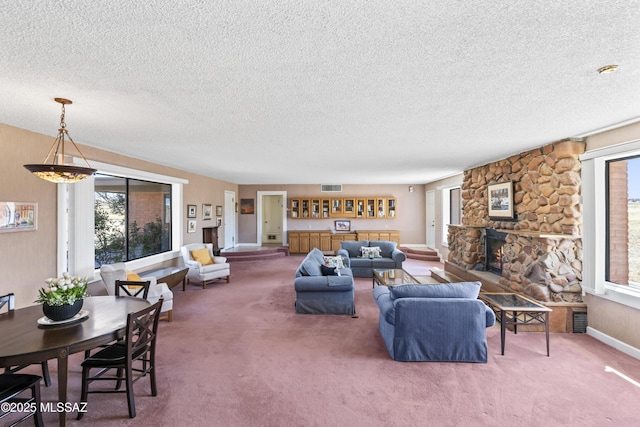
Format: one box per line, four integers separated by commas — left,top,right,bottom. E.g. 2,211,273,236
487,181,514,219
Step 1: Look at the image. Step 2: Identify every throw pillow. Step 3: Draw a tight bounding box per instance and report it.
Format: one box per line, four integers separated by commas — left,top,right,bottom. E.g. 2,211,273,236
323,256,345,269
191,248,214,265
388,281,482,300
126,270,143,281
361,246,382,258
300,259,322,276
320,265,338,276
125,270,143,289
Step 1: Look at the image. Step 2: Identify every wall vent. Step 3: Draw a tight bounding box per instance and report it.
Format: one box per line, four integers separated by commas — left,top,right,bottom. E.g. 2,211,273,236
573,311,587,333
321,184,342,193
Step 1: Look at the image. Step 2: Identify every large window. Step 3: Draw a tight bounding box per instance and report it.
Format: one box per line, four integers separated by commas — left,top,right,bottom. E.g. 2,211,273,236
606,156,640,286
94,174,172,268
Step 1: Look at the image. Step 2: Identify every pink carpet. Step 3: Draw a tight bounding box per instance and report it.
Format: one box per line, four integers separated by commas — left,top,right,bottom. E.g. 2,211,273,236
27,256,640,426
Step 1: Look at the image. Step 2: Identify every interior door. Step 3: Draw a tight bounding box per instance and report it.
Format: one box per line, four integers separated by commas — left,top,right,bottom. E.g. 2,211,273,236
262,194,283,244
426,190,436,249
224,191,235,249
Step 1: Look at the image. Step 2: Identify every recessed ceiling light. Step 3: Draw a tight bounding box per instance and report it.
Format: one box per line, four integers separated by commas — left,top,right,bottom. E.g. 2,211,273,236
597,65,619,74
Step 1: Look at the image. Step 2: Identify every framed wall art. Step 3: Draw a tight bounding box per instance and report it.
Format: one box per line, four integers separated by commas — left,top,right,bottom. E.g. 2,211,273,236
187,220,197,233
187,204,197,218
203,204,212,220
334,220,351,232
240,199,254,214
216,205,223,216
487,181,514,219
0,202,37,233
217,217,222,227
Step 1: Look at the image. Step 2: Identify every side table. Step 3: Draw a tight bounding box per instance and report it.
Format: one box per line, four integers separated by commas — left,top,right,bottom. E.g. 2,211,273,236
139,266,189,291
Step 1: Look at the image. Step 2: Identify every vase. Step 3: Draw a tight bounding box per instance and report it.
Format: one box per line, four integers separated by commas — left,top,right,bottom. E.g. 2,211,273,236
42,299,83,321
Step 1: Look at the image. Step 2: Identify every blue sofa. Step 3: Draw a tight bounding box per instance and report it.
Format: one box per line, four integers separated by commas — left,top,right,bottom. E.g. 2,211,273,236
294,248,355,315
337,240,406,278
372,281,495,362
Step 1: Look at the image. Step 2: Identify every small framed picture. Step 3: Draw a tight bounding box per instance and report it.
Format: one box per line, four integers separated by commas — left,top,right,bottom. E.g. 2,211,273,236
216,217,222,227
240,199,254,214
0,201,37,233
216,205,223,216
335,220,351,232
487,181,514,219
203,204,212,220
187,220,197,233
187,204,197,218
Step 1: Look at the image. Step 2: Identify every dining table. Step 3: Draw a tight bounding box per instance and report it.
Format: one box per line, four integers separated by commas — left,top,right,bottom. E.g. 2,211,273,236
0,295,150,427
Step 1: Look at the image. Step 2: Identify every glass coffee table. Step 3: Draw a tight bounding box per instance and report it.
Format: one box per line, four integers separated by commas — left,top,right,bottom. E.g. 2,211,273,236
372,269,420,288
479,292,552,356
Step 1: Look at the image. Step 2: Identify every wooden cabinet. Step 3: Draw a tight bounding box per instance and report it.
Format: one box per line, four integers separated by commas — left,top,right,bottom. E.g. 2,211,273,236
320,233,331,250
356,199,366,219
387,198,397,218
376,198,386,218
289,196,397,220
356,230,400,245
366,198,376,218
343,198,356,217
289,232,300,253
331,233,357,252
310,199,321,218
290,199,301,218
289,230,400,254
301,200,310,218
288,231,332,254
330,199,343,217
321,199,331,218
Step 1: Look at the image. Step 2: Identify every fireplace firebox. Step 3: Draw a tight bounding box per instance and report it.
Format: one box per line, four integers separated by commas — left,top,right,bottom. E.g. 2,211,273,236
485,229,507,274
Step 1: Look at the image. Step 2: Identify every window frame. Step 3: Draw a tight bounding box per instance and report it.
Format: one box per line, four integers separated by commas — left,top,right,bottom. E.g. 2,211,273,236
581,140,640,310
58,158,187,280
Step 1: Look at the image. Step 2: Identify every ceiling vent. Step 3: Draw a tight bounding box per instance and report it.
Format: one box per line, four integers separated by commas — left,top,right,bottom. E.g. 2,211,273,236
321,184,342,193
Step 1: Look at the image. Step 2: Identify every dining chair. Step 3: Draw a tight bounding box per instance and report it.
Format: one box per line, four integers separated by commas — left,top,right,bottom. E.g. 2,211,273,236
77,298,163,420
115,280,151,299
0,372,45,427
83,280,153,360
0,293,51,387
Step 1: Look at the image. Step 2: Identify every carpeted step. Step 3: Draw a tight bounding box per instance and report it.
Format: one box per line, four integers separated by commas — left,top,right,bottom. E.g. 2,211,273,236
399,247,441,262
221,247,289,263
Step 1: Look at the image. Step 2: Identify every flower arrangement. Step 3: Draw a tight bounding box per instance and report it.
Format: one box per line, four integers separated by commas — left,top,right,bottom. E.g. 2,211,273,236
35,273,89,306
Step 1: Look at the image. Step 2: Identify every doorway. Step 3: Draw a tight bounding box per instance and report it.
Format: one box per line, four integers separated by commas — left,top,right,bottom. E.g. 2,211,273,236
426,190,435,249
257,191,287,246
224,191,236,249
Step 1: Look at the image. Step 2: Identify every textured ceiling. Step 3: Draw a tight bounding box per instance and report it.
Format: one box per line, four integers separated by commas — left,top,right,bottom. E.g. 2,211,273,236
1,1,639,184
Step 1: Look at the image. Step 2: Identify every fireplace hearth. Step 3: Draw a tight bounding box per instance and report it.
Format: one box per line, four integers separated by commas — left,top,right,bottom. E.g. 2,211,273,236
485,229,507,274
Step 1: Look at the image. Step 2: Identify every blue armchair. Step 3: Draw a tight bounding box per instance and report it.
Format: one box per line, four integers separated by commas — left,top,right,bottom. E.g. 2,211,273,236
372,282,495,362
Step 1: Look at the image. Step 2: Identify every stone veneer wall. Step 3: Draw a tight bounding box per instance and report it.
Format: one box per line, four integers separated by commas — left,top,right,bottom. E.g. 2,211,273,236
447,139,586,303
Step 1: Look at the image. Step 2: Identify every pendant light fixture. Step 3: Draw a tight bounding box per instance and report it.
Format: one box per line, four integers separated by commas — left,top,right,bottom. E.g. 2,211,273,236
24,98,96,183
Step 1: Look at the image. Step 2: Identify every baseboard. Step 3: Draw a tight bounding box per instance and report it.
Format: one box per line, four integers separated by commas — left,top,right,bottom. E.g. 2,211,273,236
587,326,640,360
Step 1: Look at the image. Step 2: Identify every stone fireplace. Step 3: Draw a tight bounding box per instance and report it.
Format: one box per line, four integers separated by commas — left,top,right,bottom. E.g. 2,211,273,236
445,139,587,333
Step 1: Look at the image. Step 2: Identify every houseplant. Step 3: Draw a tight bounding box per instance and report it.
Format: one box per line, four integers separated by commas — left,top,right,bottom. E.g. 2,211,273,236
36,273,89,321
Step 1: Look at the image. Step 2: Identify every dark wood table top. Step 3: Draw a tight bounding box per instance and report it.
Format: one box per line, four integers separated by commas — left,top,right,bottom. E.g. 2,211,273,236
0,295,150,367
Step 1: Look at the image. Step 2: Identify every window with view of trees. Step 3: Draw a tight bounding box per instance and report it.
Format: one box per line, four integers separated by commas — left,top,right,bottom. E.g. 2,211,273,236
606,156,640,286
94,174,172,268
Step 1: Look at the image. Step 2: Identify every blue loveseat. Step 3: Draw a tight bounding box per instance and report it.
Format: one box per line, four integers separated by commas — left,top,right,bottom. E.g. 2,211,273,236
372,281,495,362
337,240,406,278
294,248,355,315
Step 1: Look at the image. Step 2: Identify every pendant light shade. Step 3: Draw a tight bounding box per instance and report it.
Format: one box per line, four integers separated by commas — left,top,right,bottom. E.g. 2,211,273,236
24,98,96,183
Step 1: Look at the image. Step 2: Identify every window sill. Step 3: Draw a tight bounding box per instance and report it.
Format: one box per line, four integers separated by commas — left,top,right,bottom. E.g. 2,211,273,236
589,283,640,311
